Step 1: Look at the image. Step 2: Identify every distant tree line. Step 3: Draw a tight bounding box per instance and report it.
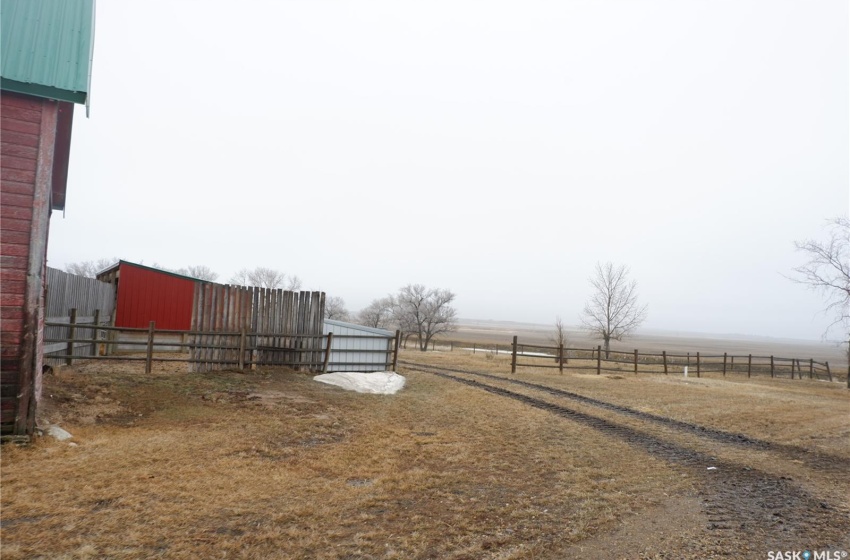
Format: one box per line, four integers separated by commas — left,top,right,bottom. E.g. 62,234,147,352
331,285,458,351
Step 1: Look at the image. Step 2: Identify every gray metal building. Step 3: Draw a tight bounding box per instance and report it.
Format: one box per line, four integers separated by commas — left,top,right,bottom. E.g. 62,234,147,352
323,320,396,372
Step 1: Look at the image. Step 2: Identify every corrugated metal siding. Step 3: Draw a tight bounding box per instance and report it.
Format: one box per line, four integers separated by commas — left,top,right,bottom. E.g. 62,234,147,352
323,320,394,372
115,263,195,330
0,0,95,105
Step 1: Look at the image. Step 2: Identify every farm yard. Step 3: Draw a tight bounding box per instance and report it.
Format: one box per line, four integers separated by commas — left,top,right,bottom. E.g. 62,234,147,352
2,343,848,559
3,4,847,560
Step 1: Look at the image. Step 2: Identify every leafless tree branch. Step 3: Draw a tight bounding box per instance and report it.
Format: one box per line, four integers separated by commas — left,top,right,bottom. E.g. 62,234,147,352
580,262,648,357
790,217,850,339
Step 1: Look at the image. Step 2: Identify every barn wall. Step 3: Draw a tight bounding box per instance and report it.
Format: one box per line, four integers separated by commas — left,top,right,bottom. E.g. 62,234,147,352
115,263,195,330
0,91,58,436
0,92,43,434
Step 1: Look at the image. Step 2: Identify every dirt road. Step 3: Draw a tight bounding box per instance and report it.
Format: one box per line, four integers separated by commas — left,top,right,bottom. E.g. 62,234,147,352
402,360,850,558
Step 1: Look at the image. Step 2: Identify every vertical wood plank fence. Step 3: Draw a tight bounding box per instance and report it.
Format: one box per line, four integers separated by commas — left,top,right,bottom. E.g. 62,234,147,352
44,268,115,364
190,284,325,372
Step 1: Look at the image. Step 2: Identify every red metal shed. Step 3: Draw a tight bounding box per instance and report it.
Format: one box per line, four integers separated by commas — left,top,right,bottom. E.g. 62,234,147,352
97,261,198,331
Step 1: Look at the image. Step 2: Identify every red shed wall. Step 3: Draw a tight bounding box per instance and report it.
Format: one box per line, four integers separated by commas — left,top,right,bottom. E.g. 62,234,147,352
115,264,195,330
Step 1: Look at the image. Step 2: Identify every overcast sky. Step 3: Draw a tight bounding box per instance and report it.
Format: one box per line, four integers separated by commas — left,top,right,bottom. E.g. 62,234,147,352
48,0,848,341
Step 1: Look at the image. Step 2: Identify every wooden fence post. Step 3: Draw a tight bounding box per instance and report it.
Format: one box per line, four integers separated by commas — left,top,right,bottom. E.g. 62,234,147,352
511,336,517,374
473,343,476,354
66,308,77,366
90,309,100,357
790,358,795,379
323,332,333,373
238,328,246,371
596,345,602,375
770,356,774,378
747,354,752,378
809,358,813,380
145,321,155,374
392,330,401,371
722,352,727,377
634,349,638,375
558,344,564,374
825,362,832,382
696,352,700,378
662,350,667,374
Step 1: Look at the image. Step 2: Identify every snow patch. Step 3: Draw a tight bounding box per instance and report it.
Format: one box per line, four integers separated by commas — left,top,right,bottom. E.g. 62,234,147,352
313,371,406,395
46,425,73,441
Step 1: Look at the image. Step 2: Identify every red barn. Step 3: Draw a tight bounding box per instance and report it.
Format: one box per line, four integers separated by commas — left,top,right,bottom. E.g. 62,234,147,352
97,261,199,330
1,0,96,438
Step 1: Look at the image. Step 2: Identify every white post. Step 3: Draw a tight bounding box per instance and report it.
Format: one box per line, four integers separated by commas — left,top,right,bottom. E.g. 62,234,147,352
684,366,689,378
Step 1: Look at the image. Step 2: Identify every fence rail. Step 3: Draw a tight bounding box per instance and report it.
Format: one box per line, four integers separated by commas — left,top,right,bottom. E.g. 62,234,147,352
43,319,401,374
44,309,113,365
44,268,115,365
504,337,835,382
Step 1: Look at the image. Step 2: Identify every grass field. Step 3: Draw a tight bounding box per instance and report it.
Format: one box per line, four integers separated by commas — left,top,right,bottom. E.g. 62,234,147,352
2,347,848,559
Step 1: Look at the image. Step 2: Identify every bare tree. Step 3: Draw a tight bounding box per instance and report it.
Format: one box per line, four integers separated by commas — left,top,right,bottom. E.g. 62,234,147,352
229,267,302,290
229,269,252,286
184,265,218,282
550,316,570,364
147,263,218,282
325,296,350,321
356,296,395,329
393,284,457,351
165,265,219,281
791,217,850,339
580,262,648,358
64,258,118,278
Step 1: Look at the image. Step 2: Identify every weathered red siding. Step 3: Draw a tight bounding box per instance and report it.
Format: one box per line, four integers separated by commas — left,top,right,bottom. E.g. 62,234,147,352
0,91,42,433
115,263,195,330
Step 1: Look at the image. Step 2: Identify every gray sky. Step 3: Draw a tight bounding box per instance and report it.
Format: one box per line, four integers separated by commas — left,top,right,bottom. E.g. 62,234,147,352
48,0,849,341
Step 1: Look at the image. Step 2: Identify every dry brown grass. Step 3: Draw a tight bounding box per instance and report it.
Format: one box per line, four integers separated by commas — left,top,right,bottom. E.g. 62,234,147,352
2,349,847,558
406,348,850,457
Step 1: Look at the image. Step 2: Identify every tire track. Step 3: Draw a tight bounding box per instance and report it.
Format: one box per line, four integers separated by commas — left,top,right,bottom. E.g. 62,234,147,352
401,361,846,473
401,361,850,552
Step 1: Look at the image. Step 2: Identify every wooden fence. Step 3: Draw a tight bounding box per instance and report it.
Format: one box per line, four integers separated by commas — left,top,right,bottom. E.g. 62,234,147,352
44,309,112,366
505,337,836,383
43,320,401,374
190,283,325,373
44,268,115,365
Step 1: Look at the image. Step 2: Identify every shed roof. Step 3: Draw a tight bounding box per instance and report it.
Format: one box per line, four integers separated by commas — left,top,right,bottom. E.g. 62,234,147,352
324,319,394,337
1,0,96,109
96,260,215,284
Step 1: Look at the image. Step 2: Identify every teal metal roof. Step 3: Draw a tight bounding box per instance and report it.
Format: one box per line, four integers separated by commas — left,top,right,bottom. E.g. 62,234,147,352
1,0,95,108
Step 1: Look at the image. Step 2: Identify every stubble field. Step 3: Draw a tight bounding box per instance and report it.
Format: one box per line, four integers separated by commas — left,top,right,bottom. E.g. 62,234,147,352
1,343,848,559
